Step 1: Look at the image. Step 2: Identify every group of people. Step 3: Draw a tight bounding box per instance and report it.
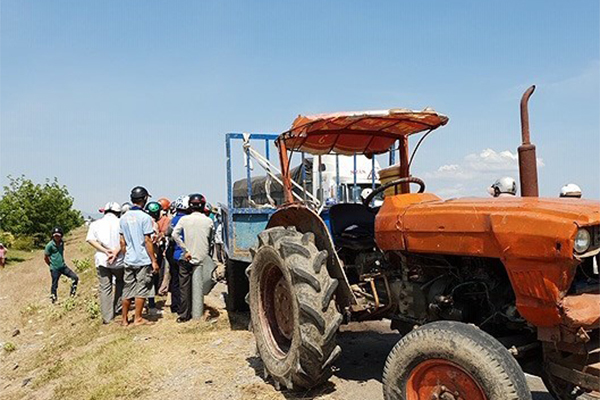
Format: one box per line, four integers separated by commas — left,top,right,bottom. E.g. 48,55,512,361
488,177,583,198
46,186,223,326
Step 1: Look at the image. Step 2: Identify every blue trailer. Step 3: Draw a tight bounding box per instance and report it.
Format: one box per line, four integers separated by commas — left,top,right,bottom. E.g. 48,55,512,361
221,133,279,310
221,132,393,310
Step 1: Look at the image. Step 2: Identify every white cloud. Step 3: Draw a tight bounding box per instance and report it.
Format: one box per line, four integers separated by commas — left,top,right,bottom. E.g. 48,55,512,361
423,148,544,198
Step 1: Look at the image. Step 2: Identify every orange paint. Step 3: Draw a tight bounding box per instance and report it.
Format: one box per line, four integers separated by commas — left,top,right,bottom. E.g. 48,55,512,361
376,194,600,329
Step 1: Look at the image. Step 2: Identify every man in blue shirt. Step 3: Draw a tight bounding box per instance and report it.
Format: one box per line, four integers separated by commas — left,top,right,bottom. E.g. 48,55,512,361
165,195,189,314
119,186,159,326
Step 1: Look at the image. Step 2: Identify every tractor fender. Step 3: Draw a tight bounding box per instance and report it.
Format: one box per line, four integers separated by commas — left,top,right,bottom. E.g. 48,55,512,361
267,204,357,307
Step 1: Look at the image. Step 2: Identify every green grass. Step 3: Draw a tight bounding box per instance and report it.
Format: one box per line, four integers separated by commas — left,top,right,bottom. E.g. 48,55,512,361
5,248,36,266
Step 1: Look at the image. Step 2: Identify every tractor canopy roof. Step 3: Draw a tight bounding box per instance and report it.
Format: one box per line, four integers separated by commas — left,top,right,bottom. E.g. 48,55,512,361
278,108,449,156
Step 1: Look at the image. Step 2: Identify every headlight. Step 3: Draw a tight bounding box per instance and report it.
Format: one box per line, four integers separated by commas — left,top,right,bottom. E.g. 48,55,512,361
574,228,591,254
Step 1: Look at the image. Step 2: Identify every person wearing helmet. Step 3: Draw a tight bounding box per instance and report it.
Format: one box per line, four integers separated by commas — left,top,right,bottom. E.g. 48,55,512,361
213,210,225,264
155,199,173,296
488,177,517,198
157,197,171,212
121,202,133,215
164,195,190,314
172,193,213,322
44,227,79,303
203,202,212,218
560,183,582,198
144,201,164,315
119,186,159,326
86,202,125,323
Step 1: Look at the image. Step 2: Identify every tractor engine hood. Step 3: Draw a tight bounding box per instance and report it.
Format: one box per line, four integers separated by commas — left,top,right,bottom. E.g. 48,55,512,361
376,194,600,260
375,193,600,328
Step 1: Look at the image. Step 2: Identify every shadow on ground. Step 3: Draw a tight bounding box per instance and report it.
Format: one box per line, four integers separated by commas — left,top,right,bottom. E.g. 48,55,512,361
334,326,400,383
227,310,251,331
246,355,337,399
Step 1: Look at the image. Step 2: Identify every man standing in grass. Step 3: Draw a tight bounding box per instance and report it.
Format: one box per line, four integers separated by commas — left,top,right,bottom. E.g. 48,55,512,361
44,227,79,303
119,186,159,326
86,202,125,324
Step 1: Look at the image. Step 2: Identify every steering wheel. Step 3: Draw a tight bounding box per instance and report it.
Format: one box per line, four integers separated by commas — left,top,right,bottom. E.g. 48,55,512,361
362,177,426,211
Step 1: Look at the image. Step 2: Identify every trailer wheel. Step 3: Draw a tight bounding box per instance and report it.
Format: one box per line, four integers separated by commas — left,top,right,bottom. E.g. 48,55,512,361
248,226,342,390
382,321,531,400
225,259,249,312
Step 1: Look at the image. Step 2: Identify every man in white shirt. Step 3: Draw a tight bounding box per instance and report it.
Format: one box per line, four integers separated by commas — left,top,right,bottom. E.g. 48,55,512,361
172,194,213,322
86,202,125,324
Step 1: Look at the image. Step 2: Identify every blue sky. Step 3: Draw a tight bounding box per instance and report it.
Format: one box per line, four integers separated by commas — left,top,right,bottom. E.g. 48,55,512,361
1,1,598,213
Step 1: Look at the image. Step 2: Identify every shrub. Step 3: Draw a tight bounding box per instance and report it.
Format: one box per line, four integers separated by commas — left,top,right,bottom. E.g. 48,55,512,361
0,231,15,248
3,342,16,353
63,297,77,312
86,298,101,320
13,235,35,251
72,258,92,273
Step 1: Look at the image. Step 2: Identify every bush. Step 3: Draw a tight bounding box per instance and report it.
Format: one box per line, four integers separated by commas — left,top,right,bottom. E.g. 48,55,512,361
72,258,92,273
86,298,101,320
13,235,35,251
0,176,83,246
3,342,16,353
0,231,15,248
63,297,77,312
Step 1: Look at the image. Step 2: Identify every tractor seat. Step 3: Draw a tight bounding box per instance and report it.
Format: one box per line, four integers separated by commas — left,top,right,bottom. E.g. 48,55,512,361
329,203,376,250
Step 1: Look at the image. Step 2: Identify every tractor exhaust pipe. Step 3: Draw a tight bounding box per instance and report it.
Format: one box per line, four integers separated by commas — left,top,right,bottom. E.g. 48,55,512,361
518,85,539,197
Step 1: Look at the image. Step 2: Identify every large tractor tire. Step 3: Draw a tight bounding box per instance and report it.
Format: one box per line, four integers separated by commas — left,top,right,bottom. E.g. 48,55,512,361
382,321,531,400
226,259,249,312
248,226,343,390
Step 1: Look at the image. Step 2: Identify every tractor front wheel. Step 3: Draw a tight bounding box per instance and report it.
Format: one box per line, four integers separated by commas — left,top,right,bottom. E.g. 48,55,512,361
382,321,531,400
248,226,342,390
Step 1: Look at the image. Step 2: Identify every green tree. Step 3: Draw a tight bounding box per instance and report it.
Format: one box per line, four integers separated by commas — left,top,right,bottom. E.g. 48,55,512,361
0,176,83,245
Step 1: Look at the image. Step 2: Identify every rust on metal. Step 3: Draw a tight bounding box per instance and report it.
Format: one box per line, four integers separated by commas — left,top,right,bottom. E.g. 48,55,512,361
375,194,600,328
561,293,600,329
398,135,410,194
278,108,449,156
276,138,294,204
518,85,539,197
406,359,487,400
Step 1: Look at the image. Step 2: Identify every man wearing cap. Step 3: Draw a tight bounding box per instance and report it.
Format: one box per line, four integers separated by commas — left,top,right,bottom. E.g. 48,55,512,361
119,186,160,326
86,202,125,324
44,227,79,303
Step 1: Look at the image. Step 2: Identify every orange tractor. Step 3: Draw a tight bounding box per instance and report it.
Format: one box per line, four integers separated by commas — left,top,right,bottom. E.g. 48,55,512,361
245,86,600,399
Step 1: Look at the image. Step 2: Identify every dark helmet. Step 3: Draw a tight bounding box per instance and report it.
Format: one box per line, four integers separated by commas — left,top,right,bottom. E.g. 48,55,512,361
51,226,63,236
130,186,150,202
188,193,206,211
145,201,162,219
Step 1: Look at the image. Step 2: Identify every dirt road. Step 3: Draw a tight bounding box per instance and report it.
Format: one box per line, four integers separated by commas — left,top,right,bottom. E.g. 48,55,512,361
0,228,552,400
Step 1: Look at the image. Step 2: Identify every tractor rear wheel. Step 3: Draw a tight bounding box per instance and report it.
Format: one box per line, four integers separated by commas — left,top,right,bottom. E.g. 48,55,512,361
382,321,531,400
248,226,342,390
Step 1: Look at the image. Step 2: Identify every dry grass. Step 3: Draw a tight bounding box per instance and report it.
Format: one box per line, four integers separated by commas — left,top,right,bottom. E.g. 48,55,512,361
0,227,277,400
0,227,376,400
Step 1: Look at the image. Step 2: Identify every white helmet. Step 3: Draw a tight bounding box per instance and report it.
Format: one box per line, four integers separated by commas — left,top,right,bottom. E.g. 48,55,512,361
560,183,582,198
489,177,517,197
121,202,133,213
175,195,190,211
101,202,121,214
